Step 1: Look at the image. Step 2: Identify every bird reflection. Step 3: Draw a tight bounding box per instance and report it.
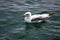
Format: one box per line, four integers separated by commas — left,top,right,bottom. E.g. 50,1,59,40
24,21,47,39
25,21,47,30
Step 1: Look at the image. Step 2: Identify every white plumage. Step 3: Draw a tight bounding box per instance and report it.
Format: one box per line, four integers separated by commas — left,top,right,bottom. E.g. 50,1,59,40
24,12,53,23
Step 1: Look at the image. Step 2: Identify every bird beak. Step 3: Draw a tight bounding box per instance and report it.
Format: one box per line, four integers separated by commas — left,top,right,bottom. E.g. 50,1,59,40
22,14,26,17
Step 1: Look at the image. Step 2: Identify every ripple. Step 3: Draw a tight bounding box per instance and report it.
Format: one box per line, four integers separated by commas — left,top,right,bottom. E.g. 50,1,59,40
0,0,60,40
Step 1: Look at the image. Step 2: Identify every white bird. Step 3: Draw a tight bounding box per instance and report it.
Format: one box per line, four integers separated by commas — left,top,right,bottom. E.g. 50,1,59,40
23,12,53,23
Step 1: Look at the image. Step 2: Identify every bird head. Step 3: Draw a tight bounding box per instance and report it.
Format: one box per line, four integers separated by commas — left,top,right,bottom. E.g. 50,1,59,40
24,12,31,17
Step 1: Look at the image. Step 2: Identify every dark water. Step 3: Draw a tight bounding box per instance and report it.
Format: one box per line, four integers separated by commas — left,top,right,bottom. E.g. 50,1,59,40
0,0,60,40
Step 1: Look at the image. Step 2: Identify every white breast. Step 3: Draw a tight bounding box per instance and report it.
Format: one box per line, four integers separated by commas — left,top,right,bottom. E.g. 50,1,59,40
24,17,31,22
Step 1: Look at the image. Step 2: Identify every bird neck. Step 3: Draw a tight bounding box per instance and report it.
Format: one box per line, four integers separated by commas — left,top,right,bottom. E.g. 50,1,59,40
25,16,31,22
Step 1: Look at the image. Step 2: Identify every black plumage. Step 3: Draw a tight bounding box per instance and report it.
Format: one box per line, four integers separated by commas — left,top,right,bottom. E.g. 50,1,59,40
31,18,44,21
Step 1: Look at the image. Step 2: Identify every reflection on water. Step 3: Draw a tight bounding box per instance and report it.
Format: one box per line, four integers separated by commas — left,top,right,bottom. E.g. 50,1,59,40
24,21,48,40
25,21,47,29
24,21,54,40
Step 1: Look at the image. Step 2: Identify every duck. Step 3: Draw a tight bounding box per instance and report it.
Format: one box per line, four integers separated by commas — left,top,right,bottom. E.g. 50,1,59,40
23,12,53,23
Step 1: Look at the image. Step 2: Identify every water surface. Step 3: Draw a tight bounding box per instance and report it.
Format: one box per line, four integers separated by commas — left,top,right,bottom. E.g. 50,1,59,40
0,0,60,40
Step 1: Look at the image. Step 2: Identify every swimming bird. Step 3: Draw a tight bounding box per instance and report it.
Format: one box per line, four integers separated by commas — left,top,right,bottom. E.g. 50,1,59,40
23,12,53,23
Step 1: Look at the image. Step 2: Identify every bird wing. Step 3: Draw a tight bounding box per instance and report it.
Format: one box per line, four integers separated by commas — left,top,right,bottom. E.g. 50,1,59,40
40,14,50,18
31,14,42,19
31,17,44,21
31,14,50,21
31,14,44,21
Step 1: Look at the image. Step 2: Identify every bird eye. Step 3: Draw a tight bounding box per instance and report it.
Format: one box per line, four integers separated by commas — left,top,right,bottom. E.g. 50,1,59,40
26,14,29,15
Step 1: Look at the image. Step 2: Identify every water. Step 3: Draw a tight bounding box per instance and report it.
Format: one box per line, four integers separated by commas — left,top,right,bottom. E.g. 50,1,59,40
0,0,60,40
